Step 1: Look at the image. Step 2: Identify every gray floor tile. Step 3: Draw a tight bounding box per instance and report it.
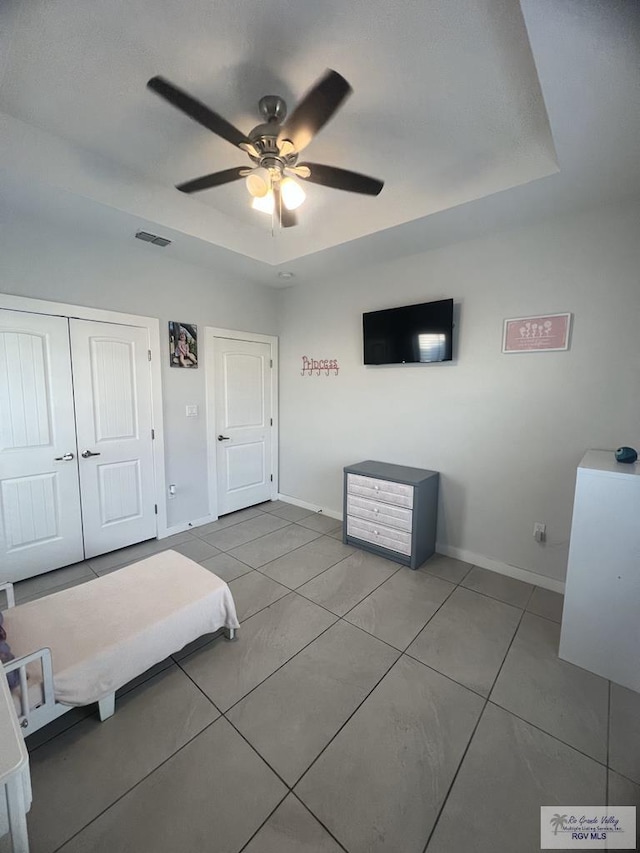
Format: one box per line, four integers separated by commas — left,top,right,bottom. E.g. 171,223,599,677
345,568,455,650
259,536,355,589
25,705,94,752
295,513,342,534
228,571,290,621
88,538,165,574
171,629,230,662
461,565,533,608
427,703,607,853
171,537,221,563
14,561,95,602
491,612,609,762
243,795,344,853
229,524,322,568
199,552,253,582
295,655,483,853
154,531,195,549
298,550,400,616
260,500,298,513
420,553,472,584
16,573,97,604
180,593,336,711
27,665,218,853
57,718,287,853
608,770,640,807
407,586,521,695
115,657,175,699
526,586,565,623
228,621,399,784
194,506,267,537
609,683,640,785
327,527,344,540
267,503,316,522
202,514,290,551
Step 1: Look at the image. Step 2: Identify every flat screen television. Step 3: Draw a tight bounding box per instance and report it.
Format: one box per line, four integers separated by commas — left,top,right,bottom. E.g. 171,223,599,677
363,298,454,365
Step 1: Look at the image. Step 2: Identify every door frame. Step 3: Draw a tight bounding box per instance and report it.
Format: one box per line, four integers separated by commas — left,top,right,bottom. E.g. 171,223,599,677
0,293,168,537
205,327,279,520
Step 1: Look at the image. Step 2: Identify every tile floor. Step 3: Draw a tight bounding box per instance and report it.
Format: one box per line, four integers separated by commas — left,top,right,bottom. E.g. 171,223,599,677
6,501,640,853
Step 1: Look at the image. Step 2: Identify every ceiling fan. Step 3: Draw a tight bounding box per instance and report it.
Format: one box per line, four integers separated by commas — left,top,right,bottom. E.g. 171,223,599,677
147,69,384,228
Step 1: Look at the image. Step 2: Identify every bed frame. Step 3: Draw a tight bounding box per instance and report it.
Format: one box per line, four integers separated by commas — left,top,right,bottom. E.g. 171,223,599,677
0,551,239,737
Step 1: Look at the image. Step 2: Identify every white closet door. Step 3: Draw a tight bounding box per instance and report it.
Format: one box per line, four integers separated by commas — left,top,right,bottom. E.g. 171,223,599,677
214,337,273,515
0,310,84,582
70,320,156,558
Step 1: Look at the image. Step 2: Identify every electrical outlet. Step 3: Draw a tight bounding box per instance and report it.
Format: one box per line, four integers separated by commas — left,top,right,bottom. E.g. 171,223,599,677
534,522,546,543
168,484,176,499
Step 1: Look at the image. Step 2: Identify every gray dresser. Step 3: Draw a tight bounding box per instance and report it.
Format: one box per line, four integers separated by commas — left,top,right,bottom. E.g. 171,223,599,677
343,460,439,569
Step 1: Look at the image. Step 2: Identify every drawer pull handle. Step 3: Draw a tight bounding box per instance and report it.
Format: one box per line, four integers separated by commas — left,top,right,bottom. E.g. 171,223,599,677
374,485,380,490
374,508,379,513
374,530,379,535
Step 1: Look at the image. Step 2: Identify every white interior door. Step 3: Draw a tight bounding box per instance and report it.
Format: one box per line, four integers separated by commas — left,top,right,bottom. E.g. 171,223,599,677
70,319,156,558
0,310,84,582
214,337,273,515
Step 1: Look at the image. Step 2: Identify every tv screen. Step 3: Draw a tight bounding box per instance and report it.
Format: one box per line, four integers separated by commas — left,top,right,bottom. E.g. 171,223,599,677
363,298,454,365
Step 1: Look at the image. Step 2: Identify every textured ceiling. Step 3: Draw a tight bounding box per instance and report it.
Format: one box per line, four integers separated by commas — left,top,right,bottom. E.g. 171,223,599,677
0,0,638,283
0,0,558,266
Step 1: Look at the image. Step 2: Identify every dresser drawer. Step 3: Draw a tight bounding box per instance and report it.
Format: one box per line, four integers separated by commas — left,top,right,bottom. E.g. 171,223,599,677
347,516,412,556
346,495,413,532
346,474,414,508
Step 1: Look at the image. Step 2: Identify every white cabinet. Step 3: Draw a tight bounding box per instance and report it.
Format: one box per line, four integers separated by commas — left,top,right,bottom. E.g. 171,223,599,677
343,461,439,569
559,450,640,692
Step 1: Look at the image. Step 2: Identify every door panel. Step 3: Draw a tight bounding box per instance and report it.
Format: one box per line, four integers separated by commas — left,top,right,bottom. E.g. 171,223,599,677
70,320,156,558
214,338,272,515
0,310,84,581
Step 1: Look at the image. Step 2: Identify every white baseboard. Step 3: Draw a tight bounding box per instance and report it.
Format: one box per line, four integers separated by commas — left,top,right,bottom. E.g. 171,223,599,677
435,543,565,594
269,495,566,594
276,493,342,521
159,514,217,538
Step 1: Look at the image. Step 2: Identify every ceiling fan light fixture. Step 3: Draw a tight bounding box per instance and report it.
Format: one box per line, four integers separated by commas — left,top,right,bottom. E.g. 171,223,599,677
246,169,270,198
280,177,306,211
252,190,275,214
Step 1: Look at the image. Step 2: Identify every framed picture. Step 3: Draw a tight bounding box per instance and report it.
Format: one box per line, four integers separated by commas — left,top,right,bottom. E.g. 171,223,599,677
502,313,571,353
169,322,198,368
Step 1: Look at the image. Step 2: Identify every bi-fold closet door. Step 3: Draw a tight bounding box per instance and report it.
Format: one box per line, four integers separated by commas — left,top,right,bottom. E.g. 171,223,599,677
0,309,156,582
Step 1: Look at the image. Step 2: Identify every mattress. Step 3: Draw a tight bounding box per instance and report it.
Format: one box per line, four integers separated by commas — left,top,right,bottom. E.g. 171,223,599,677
3,550,239,708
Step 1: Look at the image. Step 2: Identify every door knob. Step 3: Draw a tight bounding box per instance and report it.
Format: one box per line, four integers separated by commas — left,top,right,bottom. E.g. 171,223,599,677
81,450,101,458
54,452,75,461
217,435,230,442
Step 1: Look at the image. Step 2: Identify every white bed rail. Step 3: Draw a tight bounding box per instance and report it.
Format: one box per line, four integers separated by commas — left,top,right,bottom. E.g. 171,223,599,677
0,581,16,608
3,648,67,734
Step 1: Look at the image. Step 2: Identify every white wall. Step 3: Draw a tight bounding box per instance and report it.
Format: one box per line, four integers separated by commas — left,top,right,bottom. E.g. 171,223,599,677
0,213,278,529
277,200,640,584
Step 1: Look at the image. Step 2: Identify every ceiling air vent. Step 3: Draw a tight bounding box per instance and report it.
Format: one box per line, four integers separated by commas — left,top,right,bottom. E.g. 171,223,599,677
135,231,172,247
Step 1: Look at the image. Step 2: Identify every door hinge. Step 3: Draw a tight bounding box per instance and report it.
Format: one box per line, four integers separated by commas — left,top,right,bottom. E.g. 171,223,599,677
151,428,155,440
270,359,273,368
270,474,273,482
270,418,273,426
154,504,158,515
148,350,152,362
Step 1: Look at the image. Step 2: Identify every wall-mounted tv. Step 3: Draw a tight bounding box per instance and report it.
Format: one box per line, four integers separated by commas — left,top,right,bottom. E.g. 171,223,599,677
363,298,454,365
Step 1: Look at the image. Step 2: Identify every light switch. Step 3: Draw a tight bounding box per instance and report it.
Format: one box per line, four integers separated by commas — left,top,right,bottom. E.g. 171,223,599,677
186,404,198,417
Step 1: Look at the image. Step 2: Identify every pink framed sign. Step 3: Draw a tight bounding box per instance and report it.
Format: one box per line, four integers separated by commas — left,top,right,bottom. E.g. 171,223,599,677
502,313,571,353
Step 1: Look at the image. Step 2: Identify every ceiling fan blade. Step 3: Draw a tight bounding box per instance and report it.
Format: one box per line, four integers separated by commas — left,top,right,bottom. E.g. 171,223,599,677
176,167,248,194
148,76,254,153
273,184,297,228
298,163,384,196
277,69,352,153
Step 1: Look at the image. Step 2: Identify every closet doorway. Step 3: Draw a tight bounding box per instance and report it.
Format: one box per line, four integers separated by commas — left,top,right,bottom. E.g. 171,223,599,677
1,308,157,582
